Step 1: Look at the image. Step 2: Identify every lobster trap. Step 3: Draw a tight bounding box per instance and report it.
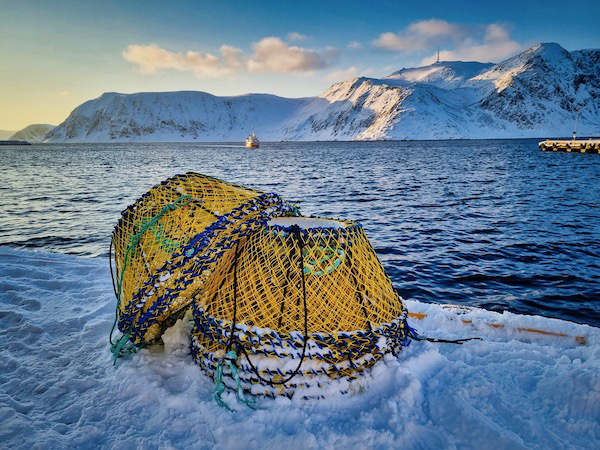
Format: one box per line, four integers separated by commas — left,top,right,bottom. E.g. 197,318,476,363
190,216,411,398
110,173,297,352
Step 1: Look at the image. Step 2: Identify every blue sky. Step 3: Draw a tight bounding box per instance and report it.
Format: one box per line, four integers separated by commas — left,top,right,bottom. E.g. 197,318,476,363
1,0,598,129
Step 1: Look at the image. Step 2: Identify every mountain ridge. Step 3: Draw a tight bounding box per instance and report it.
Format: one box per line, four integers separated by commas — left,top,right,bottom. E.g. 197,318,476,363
10,124,55,143
45,42,600,142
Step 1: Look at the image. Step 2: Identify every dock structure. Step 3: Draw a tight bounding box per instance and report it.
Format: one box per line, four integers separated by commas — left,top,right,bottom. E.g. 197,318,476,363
539,139,600,154
0,140,31,145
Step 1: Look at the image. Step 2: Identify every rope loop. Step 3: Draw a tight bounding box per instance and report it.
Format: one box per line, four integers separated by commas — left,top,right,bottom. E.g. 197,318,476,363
110,332,138,365
214,350,256,411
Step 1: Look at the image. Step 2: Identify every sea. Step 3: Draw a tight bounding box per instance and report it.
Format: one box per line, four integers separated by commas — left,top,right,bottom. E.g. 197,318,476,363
1,139,599,327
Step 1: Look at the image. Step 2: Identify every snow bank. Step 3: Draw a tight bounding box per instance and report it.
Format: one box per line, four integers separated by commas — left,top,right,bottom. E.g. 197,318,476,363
1,247,598,449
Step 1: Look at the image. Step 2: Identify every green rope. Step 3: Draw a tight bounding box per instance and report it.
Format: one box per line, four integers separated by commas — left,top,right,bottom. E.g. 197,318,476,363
110,332,138,364
214,350,256,411
303,247,345,276
110,194,192,364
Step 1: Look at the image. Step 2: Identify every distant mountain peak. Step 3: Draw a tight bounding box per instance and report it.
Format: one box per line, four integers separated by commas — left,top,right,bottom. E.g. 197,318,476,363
386,61,495,89
9,124,55,143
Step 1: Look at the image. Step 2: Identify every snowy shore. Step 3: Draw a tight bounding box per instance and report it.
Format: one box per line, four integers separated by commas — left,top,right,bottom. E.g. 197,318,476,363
1,246,598,449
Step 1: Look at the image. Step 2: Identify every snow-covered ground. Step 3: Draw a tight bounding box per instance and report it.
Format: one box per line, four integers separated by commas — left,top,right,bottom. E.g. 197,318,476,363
1,246,599,449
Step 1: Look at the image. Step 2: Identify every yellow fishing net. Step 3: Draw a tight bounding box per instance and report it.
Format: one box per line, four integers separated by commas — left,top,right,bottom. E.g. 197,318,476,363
110,172,297,352
190,216,410,398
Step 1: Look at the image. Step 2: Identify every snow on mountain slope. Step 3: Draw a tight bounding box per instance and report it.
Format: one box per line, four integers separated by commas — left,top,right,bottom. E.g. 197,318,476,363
387,61,494,89
9,124,55,143
283,77,486,140
282,77,412,140
45,91,314,142
475,43,598,132
46,43,600,142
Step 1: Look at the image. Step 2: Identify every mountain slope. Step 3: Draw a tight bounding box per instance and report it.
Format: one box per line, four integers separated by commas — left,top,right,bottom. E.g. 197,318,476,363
46,43,600,142
10,124,55,142
45,91,313,142
475,43,598,131
387,61,494,89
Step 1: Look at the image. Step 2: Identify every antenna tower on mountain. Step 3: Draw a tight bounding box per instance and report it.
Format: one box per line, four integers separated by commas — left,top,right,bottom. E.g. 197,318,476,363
436,48,440,63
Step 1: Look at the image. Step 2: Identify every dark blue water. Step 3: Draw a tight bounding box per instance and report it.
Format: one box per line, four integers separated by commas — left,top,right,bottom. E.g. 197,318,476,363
1,140,599,327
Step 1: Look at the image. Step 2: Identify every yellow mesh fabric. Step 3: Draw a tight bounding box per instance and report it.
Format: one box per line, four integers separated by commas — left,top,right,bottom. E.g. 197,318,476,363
190,217,410,398
111,172,296,346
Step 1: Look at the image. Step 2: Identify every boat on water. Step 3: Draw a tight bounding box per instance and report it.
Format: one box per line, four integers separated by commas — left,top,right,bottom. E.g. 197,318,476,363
245,132,260,148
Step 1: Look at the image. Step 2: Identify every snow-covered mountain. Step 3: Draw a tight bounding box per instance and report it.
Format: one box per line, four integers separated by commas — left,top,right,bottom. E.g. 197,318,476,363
387,61,494,89
9,124,55,142
46,43,600,142
45,91,314,142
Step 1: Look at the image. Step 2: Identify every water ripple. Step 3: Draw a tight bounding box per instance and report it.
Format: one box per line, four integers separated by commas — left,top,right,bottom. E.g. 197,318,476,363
1,140,599,327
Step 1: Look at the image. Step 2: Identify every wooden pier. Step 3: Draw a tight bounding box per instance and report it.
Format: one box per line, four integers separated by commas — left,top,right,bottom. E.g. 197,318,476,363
539,139,600,154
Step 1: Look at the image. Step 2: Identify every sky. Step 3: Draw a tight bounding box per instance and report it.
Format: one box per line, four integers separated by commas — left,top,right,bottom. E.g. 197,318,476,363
1,0,599,130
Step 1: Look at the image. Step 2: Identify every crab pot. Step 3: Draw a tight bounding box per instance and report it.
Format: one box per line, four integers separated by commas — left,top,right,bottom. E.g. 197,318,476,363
111,172,297,347
191,216,411,398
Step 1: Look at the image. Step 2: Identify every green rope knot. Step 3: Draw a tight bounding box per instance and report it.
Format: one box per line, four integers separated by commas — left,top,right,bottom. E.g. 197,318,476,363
214,350,256,411
303,246,345,276
110,332,138,365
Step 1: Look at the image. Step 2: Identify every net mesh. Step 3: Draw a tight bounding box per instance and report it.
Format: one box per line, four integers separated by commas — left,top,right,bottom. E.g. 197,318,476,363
190,217,410,398
111,172,297,347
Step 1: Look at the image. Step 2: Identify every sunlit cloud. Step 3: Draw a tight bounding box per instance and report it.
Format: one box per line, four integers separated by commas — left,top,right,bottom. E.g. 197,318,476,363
326,66,359,81
373,19,523,63
123,38,337,77
286,32,307,42
325,66,379,82
373,19,463,51
122,43,242,77
248,37,336,73
420,24,522,64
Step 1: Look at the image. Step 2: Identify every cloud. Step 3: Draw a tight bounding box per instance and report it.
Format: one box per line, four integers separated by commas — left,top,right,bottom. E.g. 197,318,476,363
248,37,336,73
420,24,521,64
373,19,523,64
122,43,242,77
286,32,307,42
123,38,336,77
325,66,380,81
326,66,359,81
347,41,363,50
373,19,463,51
